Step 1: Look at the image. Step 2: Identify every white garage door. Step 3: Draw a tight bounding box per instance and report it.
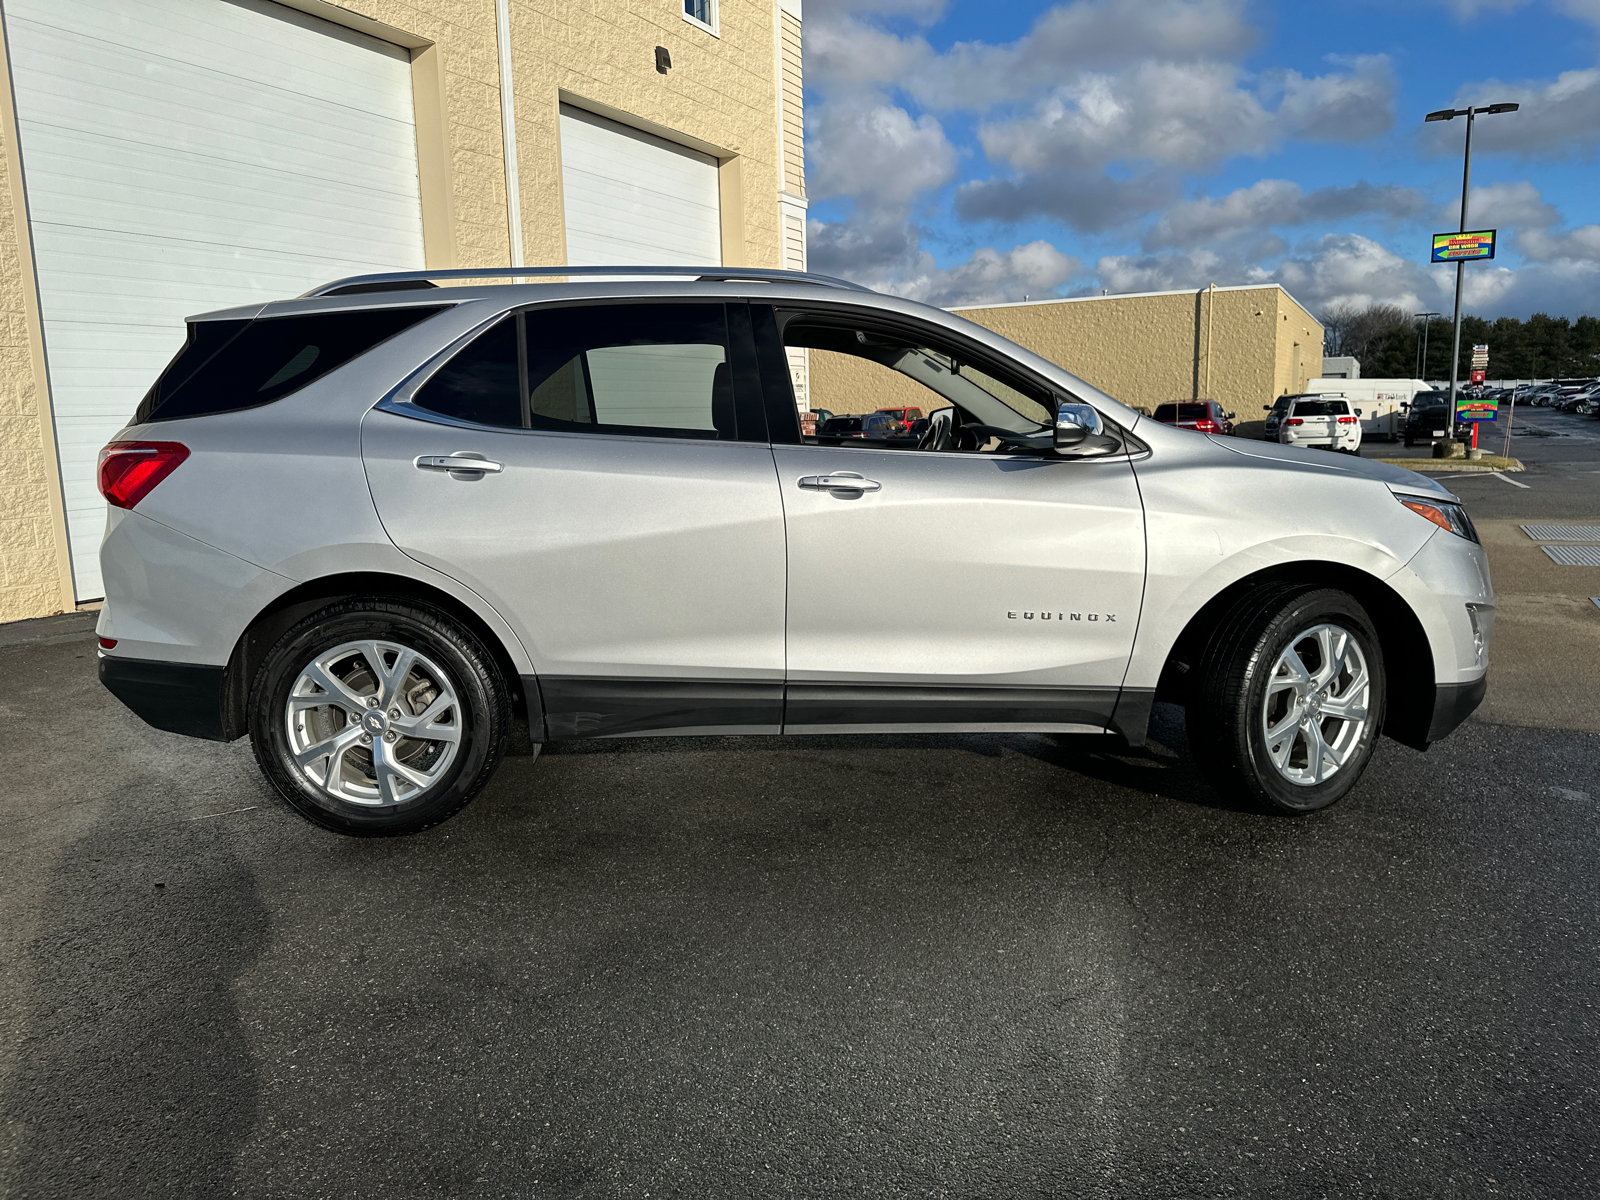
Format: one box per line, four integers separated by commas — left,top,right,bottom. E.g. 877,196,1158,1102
4,0,426,600
560,105,722,268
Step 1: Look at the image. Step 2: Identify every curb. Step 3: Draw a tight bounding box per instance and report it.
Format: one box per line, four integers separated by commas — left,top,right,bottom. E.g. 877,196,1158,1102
1373,458,1525,473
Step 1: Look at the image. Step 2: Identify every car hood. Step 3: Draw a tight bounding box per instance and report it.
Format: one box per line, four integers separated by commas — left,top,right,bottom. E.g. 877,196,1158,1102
1205,435,1458,500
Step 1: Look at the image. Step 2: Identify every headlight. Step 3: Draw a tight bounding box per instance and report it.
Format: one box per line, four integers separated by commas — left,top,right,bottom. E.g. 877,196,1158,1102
1398,496,1479,543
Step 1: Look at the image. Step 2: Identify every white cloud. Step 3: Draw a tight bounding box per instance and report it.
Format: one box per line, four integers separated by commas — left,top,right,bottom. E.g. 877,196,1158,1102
954,169,1178,232
1437,0,1532,17
1089,231,1597,320
1437,0,1600,24
1432,67,1600,158
1441,180,1562,232
1269,55,1396,143
975,57,1397,177
809,214,1083,306
905,0,1256,110
1145,179,1430,249
977,63,1274,173
809,101,958,208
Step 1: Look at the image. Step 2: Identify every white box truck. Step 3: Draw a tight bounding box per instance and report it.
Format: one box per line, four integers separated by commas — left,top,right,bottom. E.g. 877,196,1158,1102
1303,378,1431,442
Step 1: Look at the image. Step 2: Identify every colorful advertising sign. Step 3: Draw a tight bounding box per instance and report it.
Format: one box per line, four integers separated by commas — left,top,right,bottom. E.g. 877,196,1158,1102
1457,398,1497,422
1432,231,1496,262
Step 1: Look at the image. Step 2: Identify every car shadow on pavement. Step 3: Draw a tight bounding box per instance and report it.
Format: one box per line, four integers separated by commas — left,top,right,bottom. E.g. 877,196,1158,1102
541,702,1253,815
1,786,269,1199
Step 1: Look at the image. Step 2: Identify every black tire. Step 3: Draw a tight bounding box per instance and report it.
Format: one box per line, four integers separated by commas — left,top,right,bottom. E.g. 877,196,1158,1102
249,599,511,836
1185,587,1385,815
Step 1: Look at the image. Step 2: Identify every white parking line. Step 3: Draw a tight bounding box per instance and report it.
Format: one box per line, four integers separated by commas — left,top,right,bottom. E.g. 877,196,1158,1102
1491,471,1531,489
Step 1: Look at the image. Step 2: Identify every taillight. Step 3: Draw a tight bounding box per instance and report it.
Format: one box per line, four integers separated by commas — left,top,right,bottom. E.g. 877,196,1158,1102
1194,419,1219,432
98,637,118,650
97,441,189,509
1337,416,1357,424
1285,418,1304,426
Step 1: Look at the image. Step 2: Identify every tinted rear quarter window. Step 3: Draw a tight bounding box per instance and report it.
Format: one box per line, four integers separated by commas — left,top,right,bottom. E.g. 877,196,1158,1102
137,305,445,423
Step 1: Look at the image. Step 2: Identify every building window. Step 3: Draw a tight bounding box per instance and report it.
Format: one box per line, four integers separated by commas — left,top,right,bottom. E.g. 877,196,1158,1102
683,0,718,36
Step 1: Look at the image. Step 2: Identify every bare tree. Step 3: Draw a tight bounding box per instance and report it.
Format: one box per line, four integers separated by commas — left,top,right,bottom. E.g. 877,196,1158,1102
1318,301,1409,368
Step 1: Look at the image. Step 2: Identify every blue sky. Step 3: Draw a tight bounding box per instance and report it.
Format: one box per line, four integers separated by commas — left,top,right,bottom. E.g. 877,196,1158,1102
802,0,1600,318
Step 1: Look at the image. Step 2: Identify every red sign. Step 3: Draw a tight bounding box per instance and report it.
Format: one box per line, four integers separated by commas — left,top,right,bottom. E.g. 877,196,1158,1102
1471,369,1486,383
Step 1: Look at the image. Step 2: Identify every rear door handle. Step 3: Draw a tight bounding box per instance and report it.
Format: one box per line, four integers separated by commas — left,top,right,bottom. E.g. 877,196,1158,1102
798,473,881,493
415,453,503,476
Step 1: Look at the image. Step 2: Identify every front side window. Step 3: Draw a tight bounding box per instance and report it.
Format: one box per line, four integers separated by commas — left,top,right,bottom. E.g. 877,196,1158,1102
780,316,1095,455
414,303,741,440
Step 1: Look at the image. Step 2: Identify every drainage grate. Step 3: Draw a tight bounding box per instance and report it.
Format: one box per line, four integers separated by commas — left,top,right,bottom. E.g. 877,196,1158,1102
1541,544,1600,566
1523,524,1600,541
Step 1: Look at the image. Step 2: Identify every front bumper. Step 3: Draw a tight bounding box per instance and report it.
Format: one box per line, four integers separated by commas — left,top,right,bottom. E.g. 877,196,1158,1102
99,654,231,741
1426,673,1487,743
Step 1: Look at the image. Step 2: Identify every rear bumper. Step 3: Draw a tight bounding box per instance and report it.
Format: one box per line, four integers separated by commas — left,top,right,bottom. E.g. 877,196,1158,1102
1426,673,1487,744
99,655,230,742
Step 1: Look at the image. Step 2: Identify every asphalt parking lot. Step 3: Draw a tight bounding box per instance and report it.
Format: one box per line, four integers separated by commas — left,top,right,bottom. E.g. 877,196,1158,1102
2,413,1597,1198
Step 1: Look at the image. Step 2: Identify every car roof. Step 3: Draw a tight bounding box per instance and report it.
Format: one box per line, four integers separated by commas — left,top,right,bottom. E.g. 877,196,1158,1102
183,265,1147,427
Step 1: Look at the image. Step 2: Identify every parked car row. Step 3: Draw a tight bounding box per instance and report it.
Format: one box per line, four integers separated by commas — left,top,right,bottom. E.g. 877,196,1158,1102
1515,381,1600,412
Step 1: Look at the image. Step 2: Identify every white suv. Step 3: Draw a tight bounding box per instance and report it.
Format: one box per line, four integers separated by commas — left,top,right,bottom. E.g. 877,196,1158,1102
94,267,1492,835
1278,394,1363,454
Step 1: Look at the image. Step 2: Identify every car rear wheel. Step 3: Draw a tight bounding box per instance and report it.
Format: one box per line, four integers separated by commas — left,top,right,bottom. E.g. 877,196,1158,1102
1186,587,1385,815
249,599,511,836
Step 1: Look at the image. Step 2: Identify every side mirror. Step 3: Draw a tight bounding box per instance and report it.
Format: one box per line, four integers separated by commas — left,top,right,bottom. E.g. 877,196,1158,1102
1263,405,1272,411
1354,408,1364,417
1226,412,1236,420
1054,403,1103,453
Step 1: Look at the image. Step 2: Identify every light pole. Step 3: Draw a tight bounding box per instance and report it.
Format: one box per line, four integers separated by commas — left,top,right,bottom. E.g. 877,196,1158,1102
1414,311,1441,381
1425,102,1518,438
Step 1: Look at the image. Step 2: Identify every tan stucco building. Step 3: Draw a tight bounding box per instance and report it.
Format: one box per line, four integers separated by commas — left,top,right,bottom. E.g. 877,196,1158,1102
0,0,806,623
951,285,1324,418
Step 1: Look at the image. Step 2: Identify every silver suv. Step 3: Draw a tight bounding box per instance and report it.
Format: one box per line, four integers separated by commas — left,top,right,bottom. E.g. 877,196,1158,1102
95,267,1493,835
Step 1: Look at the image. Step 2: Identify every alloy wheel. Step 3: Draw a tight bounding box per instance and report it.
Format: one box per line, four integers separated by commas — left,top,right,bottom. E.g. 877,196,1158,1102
1260,623,1371,787
283,639,463,806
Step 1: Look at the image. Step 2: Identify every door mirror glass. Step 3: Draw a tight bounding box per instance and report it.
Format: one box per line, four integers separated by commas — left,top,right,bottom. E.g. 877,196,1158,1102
1054,403,1101,452
1354,408,1364,417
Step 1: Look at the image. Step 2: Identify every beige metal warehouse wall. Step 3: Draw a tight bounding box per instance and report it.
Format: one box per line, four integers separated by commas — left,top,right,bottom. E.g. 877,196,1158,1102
0,0,791,624
951,285,1324,416
0,26,74,622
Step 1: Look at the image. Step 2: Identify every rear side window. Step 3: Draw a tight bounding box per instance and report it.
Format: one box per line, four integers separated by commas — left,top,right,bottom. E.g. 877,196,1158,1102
412,315,521,428
136,305,444,423
1154,403,1207,421
413,303,744,441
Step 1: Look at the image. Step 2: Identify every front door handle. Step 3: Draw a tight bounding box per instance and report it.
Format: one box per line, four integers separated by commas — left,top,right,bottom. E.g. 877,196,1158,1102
798,473,882,493
415,452,503,476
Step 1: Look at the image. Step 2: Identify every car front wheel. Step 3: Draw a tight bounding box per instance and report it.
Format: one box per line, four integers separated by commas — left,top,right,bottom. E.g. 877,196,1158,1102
249,599,511,836
1186,588,1385,815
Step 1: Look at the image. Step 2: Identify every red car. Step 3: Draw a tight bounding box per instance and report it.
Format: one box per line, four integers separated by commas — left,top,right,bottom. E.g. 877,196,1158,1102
875,406,923,432
1153,400,1235,435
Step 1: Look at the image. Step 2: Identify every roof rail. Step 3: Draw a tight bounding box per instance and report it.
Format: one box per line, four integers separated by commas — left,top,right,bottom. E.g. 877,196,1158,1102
302,265,875,299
